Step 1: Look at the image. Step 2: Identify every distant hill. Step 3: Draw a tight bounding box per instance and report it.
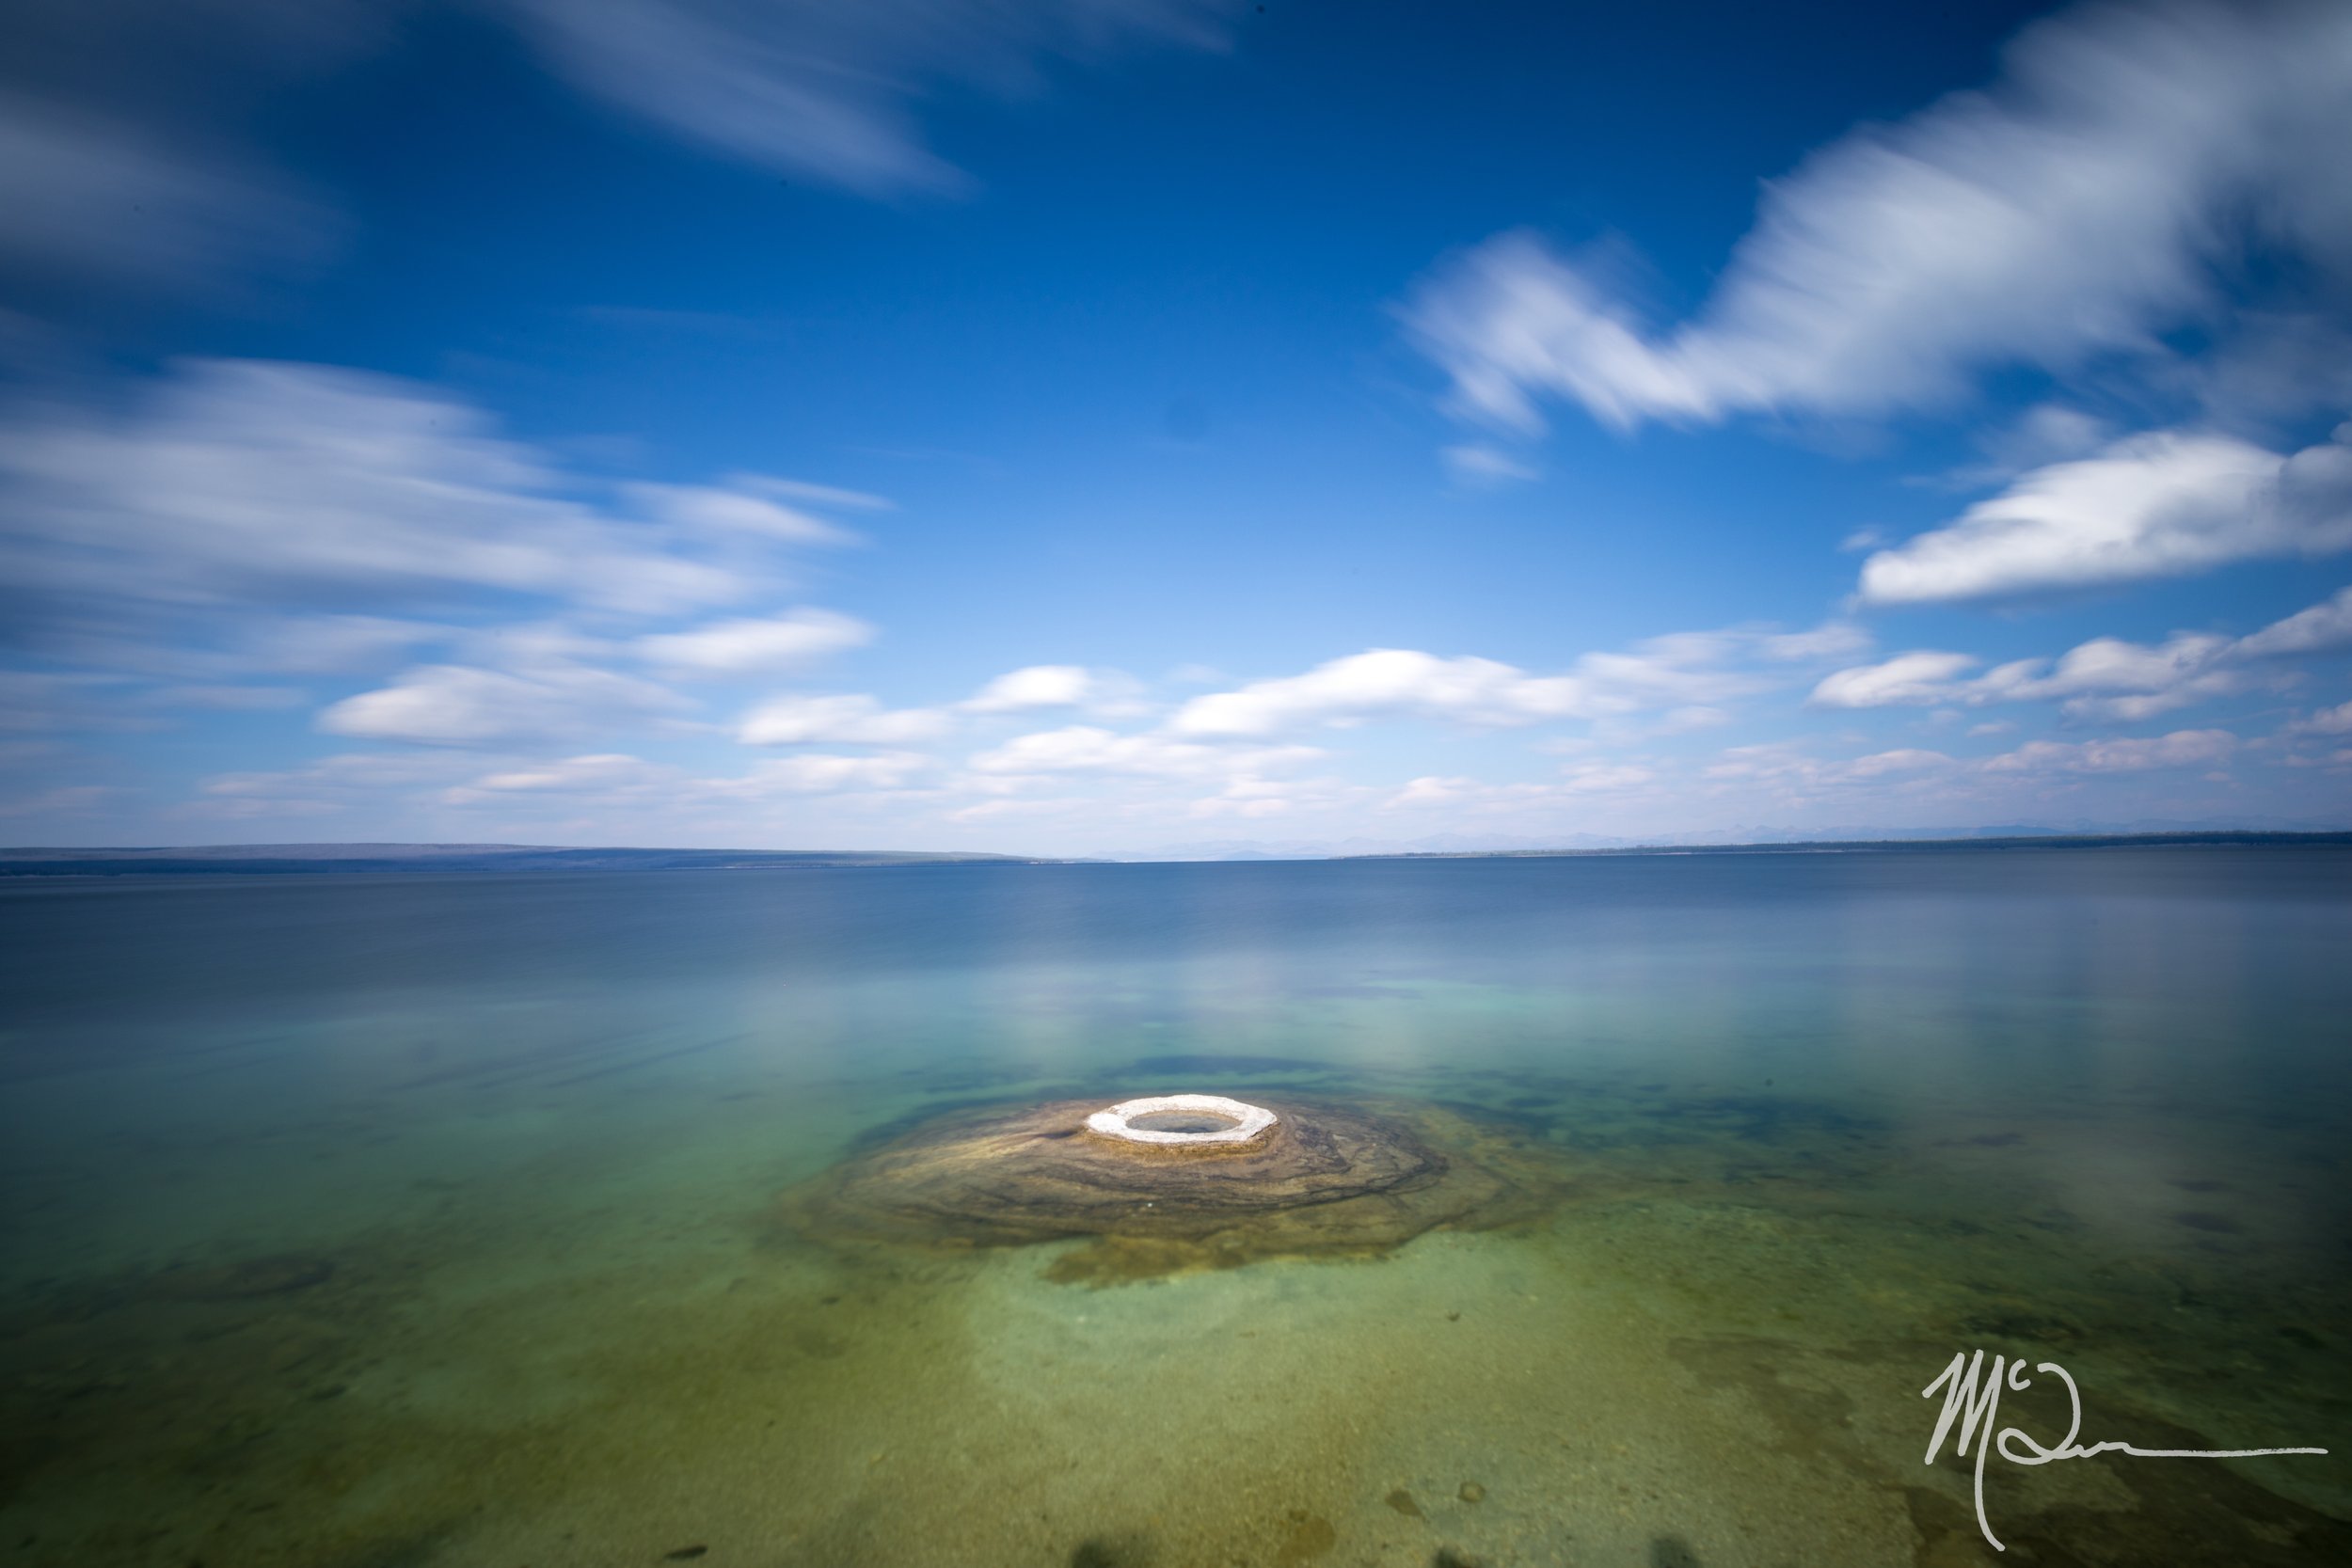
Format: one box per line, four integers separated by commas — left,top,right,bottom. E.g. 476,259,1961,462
0,844,1043,877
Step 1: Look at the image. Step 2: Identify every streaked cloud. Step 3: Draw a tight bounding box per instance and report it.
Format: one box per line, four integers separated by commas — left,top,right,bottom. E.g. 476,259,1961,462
2234,584,2352,657
1814,583,2351,720
1982,727,2236,774
1856,425,2352,605
2287,700,2352,736
637,610,875,676
1167,625,1864,739
962,663,1141,715
738,693,950,747
0,360,861,618
318,661,691,747
0,91,331,287
0,358,887,753
496,0,1234,197
1404,1,2352,435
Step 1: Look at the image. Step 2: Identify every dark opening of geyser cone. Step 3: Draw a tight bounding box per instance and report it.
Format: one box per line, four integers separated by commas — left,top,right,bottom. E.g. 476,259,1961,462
773,1089,1562,1285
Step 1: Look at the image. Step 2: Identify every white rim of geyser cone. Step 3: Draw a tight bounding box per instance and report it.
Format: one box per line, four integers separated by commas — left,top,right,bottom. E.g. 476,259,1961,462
1084,1094,1278,1147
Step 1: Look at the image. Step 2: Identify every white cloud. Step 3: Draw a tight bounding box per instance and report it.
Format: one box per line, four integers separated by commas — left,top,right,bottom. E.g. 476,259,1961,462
2287,700,2352,736
318,662,690,747
961,663,1136,714
1983,728,2236,773
1167,626,1860,739
1856,425,2352,604
638,609,874,676
1816,582,2352,720
497,0,1233,197
0,360,895,752
1812,636,2251,721
2235,584,2352,657
738,693,949,746
1404,1,2352,433
1810,651,1983,709
1704,742,1959,788
0,360,864,619
1169,650,1601,736
1946,403,2121,487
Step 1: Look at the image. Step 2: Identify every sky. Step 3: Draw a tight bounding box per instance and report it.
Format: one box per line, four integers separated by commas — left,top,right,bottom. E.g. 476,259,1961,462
2,0,2350,854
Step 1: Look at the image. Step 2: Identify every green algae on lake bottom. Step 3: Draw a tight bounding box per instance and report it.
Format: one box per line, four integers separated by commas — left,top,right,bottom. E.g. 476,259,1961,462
4,1064,2346,1567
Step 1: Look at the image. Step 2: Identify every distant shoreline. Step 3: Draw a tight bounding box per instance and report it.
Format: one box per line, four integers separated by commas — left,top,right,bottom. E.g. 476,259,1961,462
0,846,1046,878
2,831,2348,877
1335,830,2352,860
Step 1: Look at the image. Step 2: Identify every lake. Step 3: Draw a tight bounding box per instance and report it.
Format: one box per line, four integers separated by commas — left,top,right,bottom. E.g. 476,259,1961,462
2,848,2346,1566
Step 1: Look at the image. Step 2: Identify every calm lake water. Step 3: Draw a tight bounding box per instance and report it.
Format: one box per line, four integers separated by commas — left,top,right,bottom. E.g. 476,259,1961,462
2,849,2347,1566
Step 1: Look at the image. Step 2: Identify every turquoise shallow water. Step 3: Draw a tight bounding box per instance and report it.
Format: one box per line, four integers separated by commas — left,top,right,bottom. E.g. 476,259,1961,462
1,848,2347,1566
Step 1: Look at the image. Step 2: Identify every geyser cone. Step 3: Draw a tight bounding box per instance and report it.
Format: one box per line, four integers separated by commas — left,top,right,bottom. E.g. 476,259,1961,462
775,1091,1559,1282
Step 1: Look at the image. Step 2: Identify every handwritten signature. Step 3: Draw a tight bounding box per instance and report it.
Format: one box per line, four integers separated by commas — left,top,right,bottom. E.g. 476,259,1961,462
1922,1349,2328,1552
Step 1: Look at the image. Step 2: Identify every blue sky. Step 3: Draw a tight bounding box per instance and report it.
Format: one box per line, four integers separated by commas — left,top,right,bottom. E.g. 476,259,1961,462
3,0,2349,852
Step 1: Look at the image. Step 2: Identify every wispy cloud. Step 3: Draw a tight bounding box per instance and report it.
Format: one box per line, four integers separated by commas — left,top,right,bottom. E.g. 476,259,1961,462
1404,1,2352,434
0,0,1236,309
496,0,1234,197
637,610,876,676
1165,625,1865,739
961,664,1143,715
0,358,883,752
318,661,692,748
1814,583,2352,720
738,693,951,747
1982,728,2237,774
0,91,333,287
0,360,866,618
1856,424,2352,605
